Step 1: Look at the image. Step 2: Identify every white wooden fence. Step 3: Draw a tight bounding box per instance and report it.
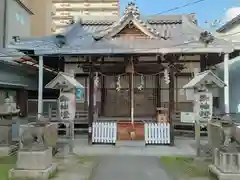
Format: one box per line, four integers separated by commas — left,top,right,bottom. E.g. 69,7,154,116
144,123,170,145
92,122,117,144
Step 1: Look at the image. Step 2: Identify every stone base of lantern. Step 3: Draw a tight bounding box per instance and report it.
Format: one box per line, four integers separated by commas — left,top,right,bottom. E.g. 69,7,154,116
209,164,240,180
208,148,240,180
0,146,12,156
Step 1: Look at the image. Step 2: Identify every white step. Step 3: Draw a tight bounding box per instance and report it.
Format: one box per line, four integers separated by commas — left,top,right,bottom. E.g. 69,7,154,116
116,140,145,147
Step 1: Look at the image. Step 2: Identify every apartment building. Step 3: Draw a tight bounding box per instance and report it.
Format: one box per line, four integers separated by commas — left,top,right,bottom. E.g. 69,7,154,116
52,0,120,34
0,0,54,47
27,0,53,37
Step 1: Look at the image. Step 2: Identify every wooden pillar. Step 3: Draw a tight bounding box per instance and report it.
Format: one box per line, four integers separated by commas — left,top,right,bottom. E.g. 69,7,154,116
17,89,28,117
84,76,88,110
200,54,207,72
100,75,105,116
156,74,161,107
168,57,175,146
175,75,178,111
88,65,94,144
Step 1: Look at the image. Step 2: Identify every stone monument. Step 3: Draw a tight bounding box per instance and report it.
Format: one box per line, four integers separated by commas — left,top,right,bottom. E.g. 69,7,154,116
0,96,20,156
209,119,240,180
9,120,58,180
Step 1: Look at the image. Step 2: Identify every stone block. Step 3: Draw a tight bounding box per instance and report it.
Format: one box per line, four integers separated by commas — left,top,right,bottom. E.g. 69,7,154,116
16,148,52,170
9,163,57,180
214,148,240,174
0,146,11,156
209,164,240,180
0,123,12,145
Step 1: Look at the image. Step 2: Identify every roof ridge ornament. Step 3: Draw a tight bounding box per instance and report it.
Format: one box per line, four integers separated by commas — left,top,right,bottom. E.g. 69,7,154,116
124,2,140,17
199,31,214,47
55,34,66,48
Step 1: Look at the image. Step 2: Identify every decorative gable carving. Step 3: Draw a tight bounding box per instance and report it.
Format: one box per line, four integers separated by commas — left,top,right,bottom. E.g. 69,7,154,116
94,2,170,40
113,21,150,38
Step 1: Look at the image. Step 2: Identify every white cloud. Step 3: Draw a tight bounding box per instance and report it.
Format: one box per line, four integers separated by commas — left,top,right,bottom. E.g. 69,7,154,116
225,7,240,21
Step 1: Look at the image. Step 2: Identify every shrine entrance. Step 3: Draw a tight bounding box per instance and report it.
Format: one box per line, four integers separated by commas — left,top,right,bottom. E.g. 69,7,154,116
103,75,156,118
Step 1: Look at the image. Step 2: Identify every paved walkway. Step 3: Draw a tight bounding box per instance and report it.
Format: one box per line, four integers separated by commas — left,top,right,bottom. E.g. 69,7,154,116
92,156,172,180
51,154,96,180
73,136,197,156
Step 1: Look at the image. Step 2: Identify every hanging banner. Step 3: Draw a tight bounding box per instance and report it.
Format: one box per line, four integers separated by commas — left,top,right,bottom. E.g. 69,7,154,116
75,87,84,102
194,92,213,122
58,92,76,121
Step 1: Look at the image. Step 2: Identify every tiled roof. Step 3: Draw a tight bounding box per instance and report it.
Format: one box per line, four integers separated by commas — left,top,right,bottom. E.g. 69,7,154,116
217,14,240,33
8,2,234,54
0,48,25,65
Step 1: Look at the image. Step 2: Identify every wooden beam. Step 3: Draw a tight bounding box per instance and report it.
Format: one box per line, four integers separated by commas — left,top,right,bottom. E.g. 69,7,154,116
65,59,200,64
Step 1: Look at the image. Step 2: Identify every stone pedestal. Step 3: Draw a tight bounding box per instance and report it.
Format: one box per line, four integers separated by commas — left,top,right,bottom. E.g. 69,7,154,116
209,148,240,180
9,148,57,180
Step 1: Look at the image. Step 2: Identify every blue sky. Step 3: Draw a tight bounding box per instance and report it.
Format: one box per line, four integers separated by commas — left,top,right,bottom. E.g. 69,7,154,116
119,0,240,29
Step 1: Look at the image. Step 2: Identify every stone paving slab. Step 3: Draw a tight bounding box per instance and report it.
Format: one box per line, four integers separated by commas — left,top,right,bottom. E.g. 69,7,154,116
92,156,172,180
74,138,196,156
51,155,97,180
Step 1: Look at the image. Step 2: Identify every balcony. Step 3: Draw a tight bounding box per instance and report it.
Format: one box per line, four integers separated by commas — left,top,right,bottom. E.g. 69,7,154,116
51,22,56,32
52,5,56,15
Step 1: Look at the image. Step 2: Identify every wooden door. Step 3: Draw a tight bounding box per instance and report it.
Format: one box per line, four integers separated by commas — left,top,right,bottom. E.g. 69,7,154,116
117,121,145,140
104,75,130,117
134,75,156,117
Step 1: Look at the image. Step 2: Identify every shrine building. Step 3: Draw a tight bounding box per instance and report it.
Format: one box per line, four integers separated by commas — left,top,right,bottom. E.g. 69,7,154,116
9,2,234,145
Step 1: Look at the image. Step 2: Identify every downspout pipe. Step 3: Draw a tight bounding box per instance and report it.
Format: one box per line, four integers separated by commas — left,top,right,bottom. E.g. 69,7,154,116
3,0,7,48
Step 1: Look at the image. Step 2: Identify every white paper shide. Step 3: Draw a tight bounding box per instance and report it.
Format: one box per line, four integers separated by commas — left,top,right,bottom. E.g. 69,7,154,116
58,92,76,121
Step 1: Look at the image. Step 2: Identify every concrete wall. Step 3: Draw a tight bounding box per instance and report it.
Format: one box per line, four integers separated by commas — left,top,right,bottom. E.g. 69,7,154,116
28,0,53,37
217,21,240,42
5,0,32,45
221,23,240,42
216,60,240,114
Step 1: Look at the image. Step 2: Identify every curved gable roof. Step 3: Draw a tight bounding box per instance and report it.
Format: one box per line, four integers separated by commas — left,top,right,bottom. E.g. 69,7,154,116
8,2,234,54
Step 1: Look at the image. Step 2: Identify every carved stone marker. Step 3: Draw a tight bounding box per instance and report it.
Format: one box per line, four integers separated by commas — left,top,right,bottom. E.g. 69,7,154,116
9,122,58,180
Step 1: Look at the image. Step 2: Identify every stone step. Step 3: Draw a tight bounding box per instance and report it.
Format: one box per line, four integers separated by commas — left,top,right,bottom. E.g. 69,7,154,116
116,140,145,147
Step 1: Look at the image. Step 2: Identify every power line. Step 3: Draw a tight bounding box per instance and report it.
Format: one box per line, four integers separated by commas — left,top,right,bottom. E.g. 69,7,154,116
157,0,208,14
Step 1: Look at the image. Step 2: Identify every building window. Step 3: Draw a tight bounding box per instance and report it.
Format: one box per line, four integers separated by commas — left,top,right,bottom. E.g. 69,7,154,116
20,16,25,25
15,12,25,25
15,13,20,21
